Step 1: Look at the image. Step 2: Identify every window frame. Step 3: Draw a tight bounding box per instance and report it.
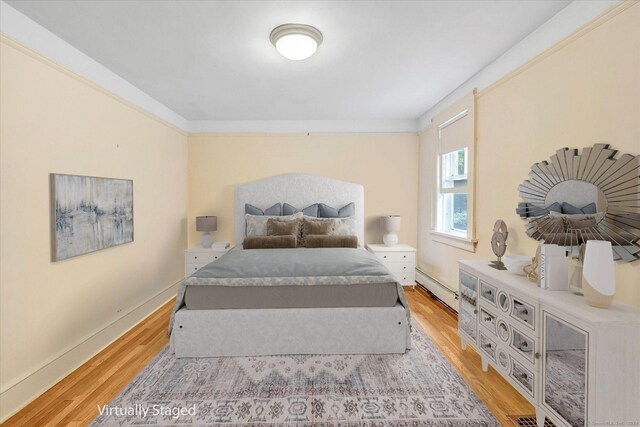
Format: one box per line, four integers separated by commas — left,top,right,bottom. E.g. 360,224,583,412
432,108,477,252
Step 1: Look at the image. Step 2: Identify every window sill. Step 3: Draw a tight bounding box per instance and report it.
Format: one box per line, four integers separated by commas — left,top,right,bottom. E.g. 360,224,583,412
430,230,477,253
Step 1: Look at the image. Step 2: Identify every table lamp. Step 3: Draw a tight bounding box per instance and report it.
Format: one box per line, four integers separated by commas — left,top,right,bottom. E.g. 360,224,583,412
196,216,217,248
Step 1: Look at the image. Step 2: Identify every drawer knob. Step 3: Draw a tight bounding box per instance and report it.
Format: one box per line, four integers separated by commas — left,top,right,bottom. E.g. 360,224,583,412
487,290,492,295
403,266,407,270
215,256,218,259
474,309,478,314
518,372,528,381
535,352,541,359
519,342,529,350
403,255,407,258
194,256,198,259
484,316,493,322
482,343,492,349
383,255,387,259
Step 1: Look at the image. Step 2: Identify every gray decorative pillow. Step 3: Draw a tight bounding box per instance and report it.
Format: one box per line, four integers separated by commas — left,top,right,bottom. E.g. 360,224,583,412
245,203,282,216
546,202,562,213
246,212,303,237
561,202,583,215
318,202,355,218
283,203,319,217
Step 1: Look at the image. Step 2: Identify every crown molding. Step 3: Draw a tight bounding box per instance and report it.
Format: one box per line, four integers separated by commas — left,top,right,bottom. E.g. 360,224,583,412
188,119,419,134
0,1,188,131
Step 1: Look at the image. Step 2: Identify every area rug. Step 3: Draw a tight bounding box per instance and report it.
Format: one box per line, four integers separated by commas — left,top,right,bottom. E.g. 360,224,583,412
91,322,498,426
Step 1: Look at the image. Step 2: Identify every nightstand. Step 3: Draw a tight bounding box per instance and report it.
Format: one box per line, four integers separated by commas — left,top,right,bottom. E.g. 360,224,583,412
184,245,234,278
367,244,417,289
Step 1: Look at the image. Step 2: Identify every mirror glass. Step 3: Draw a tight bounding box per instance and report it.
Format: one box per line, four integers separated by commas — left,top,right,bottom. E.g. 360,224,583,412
544,314,587,427
498,292,509,311
517,144,640,262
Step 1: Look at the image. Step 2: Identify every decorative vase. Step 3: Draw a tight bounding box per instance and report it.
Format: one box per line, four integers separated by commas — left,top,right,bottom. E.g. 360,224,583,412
582,241,615,308
569,265,584,295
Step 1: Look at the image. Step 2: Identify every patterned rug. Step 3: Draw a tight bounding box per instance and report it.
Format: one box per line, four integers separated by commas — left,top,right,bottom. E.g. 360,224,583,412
91,322,498,426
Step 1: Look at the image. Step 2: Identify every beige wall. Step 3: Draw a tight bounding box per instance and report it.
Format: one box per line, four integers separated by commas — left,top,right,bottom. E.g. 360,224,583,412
418,3,640,308
188,133,419,248
0,37,188,420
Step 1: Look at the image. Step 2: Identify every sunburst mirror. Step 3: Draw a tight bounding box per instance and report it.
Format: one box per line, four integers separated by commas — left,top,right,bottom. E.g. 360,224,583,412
517,144,640,262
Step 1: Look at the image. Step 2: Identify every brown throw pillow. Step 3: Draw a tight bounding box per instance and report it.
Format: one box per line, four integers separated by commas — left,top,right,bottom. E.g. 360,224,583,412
243,235,297,249
267,218,301,236
303,218,335,235
305,235,358,248
301,218,336,247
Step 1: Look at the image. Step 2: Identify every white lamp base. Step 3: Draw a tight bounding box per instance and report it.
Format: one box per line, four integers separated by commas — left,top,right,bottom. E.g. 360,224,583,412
383,232,398,247
200,232,214,248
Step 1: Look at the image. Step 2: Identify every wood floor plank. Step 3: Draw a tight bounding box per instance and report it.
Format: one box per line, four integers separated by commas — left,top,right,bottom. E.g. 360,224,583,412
3,288,532,427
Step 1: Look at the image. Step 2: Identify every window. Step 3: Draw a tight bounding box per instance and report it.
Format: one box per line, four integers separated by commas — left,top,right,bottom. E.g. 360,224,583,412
433,101,476,251
439,148,468,235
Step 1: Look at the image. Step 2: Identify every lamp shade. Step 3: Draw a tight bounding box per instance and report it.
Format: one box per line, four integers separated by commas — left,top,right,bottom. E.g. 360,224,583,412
196,216,217,232
383,215,401,233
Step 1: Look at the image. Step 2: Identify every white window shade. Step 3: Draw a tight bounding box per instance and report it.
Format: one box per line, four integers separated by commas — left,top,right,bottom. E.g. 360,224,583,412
439,109,472,154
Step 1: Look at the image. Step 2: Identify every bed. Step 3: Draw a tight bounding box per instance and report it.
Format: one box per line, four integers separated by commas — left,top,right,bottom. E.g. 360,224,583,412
169,173,411,357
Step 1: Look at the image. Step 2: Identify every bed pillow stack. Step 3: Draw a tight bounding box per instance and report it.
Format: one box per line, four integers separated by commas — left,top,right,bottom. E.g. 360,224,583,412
244,202,358,248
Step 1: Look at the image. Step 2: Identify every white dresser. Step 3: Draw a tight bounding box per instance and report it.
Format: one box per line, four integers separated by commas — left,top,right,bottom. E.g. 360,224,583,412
184,245,234,278
367,244,416,288
458,260,640,427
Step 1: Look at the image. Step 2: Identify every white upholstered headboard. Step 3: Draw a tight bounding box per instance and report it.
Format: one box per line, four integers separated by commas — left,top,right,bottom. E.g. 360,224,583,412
234,173,365,245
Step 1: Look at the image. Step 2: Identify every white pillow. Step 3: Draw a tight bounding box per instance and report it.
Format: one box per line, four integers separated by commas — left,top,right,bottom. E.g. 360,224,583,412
245,212,303,237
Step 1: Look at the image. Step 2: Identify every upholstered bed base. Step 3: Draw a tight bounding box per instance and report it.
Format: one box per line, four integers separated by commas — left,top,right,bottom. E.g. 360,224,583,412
171,304,409,357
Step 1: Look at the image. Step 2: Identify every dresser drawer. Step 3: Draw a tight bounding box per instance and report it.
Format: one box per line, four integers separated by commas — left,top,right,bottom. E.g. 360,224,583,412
479,331,497,362
510,358,535,398
510,326,536,365
510,296,536,330
394,272,415,286
374,251,415,264
480,281,497,306
185,252,222,264
479,307,497,335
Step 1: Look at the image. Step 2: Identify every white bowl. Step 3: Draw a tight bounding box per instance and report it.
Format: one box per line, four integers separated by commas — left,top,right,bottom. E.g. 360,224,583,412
503,255,530,276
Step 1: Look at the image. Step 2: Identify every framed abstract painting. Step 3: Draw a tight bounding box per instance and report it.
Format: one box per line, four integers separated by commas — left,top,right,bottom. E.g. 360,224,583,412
50,174,134,261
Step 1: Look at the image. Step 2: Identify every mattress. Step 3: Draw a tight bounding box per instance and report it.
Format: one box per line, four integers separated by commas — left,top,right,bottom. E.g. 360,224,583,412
184,281,398,309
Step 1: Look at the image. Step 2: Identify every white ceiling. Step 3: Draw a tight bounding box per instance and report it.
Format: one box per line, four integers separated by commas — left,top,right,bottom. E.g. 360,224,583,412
7,0,571,122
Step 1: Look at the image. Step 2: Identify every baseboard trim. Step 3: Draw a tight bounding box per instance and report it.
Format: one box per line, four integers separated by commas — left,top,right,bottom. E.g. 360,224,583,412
415,268,459,312
0,279,181,423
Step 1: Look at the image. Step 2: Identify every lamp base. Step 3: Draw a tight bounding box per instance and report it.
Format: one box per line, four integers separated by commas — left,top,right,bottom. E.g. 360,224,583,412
200,232,214,248
383,232,398,247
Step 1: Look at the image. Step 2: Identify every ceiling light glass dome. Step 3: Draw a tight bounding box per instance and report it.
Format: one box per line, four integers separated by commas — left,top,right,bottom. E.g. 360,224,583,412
270,24,323,61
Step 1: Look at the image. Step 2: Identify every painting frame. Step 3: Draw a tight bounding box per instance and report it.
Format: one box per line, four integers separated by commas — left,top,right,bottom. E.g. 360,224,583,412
50,173,134,261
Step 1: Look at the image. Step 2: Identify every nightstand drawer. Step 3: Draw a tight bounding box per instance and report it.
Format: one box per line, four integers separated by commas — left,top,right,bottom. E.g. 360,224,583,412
185,252,222,264
374,251,415,264
185,262,208,276
394,272,415,285
385,261,413,274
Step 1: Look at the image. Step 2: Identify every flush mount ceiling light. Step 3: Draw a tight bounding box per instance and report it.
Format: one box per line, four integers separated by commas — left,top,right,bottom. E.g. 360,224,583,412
270,23,323,61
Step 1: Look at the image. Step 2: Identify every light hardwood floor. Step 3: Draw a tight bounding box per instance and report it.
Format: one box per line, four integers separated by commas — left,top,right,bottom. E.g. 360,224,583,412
3,287,533,426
